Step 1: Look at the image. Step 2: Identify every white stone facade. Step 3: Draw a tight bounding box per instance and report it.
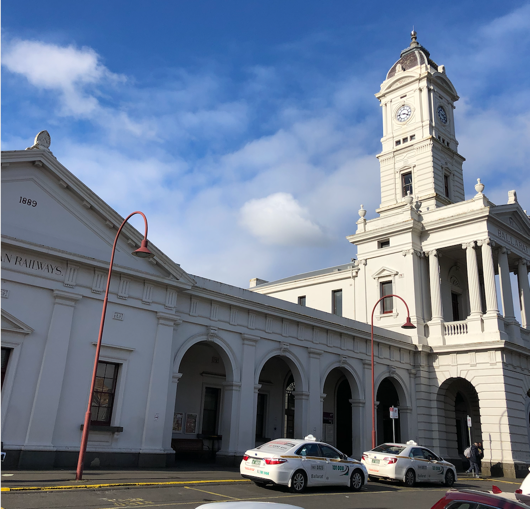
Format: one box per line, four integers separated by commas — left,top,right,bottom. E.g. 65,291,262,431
251,33,530,477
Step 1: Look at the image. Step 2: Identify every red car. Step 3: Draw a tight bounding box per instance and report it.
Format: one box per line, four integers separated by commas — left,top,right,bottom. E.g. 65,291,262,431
431,488,530,509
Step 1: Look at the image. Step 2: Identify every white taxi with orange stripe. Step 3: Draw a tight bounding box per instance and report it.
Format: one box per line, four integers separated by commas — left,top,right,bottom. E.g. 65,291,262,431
361,440,457,487
240,435,368,493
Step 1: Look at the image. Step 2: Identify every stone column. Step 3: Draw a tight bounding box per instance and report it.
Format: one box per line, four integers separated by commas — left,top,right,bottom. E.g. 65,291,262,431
463,242,483,334
293,391,310,438
235,334,259,454
140,313,182,465
163,373,182,460
478,239,506,338
22,290,82,468
463,242,483,317
307,348,323,440
408,369,418,443
427,250,444,342
350,399,365,459
517,259,530,329
219,382,241,456
498,248,521,343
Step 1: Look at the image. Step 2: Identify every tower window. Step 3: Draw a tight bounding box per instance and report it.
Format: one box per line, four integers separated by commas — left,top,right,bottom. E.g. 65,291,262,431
395,140,401,146
378,239,390,249
444,175,450,198
298,296,306,306
402,172,413,197
403,137,408,143
380,281,393,314
410,134,416,141
332,290,343,317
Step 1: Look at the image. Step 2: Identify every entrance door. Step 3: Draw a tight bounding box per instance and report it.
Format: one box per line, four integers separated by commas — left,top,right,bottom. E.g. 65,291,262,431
284,376,295,439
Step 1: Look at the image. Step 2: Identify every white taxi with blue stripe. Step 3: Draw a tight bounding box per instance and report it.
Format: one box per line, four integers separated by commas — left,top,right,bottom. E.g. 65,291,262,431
361,440,457,487
240,435,368,493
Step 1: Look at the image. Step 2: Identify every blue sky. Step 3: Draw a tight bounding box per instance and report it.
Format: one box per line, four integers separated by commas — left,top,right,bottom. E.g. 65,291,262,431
3,1,530,288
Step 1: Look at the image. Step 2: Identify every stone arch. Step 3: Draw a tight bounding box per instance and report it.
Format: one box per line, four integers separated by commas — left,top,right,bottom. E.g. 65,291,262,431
374,370,410,409
320,360,362,400
254,348,307,392
436,377,481,469
375,371,411,444
173,330,239,383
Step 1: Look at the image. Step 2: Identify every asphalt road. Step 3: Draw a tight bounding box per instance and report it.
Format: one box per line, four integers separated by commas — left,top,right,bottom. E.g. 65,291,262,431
1,477,522,509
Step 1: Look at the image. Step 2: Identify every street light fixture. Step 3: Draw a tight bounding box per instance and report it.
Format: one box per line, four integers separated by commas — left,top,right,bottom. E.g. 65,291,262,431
370,294,416,449
76,212,154,481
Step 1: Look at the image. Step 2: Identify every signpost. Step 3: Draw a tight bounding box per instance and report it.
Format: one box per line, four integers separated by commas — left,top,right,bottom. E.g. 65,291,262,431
390,406,399,443
467,415,472,447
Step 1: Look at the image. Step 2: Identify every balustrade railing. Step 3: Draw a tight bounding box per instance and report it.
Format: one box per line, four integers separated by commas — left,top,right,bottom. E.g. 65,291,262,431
444,320,469,336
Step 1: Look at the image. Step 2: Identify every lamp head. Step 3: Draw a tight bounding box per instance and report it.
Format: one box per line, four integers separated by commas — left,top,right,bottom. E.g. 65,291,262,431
132,239,154,259
401,317,416,330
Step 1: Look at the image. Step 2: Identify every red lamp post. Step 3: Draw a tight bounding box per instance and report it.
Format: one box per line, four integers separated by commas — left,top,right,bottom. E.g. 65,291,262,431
76,212,154,481
370,294,416,450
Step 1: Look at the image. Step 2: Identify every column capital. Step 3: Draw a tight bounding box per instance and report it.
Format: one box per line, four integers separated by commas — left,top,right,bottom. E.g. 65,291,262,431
172,372,183,384
222,381,242,392
320,392,327,402
426,249,439,258
462,241,477,250
349,398,365,407
292,391,310,401
156,312,182,327
241,333,259,345
363,359,372,368
500,247,511,256
52,289,83,306
308,348,323,358
477,238,496,248
254,384,262,393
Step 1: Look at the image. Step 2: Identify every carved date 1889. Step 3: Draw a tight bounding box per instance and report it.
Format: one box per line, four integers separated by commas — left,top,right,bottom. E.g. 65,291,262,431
19,197,37,207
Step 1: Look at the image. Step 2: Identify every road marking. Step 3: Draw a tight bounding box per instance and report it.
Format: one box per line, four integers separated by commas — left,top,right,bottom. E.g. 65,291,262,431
184,486,239,500
1,479,251,492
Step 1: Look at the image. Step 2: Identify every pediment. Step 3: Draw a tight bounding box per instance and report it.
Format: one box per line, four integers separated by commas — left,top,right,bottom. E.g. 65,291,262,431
381,73,418,93
371,266,399,280
490,205,530,239
1,152,196,288
1,309,34,334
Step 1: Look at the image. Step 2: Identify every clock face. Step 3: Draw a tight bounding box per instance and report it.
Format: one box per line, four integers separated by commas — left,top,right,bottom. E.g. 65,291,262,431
396,105,412,122
437,105,448,124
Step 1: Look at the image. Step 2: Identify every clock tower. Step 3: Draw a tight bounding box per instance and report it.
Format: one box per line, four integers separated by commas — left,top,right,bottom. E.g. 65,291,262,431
375,31,465,216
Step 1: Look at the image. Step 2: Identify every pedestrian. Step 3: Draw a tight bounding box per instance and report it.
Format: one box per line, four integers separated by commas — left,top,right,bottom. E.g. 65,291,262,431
477,442,484,475
469,442,480,477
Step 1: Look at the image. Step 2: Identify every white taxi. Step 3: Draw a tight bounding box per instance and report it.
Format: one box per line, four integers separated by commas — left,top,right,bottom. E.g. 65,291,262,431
361,440,457,487
240,435,368,493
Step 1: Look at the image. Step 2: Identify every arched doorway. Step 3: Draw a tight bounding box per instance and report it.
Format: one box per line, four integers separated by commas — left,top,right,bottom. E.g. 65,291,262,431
437,377,481,468
321,366,362,456
256,354,305,444
376,378,401,444
173,339,235,460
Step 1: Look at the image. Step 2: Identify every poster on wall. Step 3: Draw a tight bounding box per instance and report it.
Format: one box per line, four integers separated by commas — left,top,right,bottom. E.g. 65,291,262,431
185,413,198,434
173,413,183,433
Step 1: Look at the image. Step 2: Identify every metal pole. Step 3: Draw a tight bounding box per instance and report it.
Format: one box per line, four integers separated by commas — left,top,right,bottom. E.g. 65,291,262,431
76,212,150,481
392,415,396,443
370,294,415,450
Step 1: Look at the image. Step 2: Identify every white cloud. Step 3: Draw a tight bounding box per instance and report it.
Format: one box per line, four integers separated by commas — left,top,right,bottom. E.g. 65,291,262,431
2,40,123,117
239,192,328,246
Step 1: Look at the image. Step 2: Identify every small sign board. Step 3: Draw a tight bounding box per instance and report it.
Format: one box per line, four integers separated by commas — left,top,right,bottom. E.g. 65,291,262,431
467,415,472,428
323,412,334,424
390,406,399,419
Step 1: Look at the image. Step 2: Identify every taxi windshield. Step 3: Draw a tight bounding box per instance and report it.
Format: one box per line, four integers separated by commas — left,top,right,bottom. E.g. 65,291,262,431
256,440,297,453
372,444,406,455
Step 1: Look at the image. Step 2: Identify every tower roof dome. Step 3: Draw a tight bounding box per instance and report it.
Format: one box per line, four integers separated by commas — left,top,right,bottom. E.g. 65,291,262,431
386,31,439,80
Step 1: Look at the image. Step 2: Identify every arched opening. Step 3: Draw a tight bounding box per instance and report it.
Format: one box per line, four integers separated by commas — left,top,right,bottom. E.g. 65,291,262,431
376,378,401,444
255,355,304,444
437,377,481,469
321,366,362,457
173,341,232,460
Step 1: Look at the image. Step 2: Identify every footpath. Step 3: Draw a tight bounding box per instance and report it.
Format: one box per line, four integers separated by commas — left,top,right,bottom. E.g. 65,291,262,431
0,466,522,493
1,462,246,492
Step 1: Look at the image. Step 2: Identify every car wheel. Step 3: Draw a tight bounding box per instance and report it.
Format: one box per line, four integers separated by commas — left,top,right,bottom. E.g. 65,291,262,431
350,469,364,491
444,470,455,487
404,469,416,487
289,470,307,493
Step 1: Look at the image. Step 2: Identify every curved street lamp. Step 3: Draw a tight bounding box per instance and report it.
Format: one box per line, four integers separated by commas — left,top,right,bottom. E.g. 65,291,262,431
370,294,416,449
76,212,154,481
